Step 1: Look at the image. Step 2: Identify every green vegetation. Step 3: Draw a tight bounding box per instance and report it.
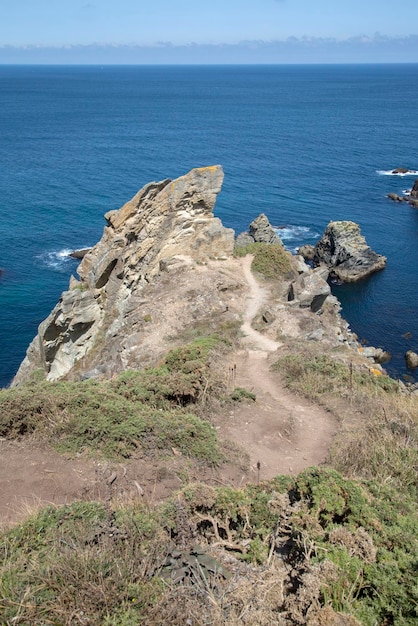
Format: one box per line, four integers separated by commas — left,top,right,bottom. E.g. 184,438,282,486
229,386,256,402
273,353,398,398
1,469,417,625
0,501,165,625
234,242,293,278
0,338,224,463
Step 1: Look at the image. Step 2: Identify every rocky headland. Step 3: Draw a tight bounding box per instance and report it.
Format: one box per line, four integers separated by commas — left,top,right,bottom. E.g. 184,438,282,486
13,166,389,387
4,167,418,626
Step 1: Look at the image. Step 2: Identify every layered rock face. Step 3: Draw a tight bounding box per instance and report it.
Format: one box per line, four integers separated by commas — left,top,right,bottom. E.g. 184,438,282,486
313,221,386,283
13,166,234,384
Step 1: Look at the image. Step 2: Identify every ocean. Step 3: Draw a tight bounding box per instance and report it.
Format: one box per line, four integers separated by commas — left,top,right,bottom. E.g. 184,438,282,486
0,64,417,387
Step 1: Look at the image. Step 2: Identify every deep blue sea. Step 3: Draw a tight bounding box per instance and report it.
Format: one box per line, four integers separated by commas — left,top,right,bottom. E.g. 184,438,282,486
1,64,418,387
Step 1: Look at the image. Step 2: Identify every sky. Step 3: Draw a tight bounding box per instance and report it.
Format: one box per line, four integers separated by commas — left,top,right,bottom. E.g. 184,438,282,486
0,0,417,63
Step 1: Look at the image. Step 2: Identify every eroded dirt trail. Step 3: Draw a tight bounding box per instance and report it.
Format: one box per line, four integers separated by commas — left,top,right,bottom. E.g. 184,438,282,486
240,255,282,352
219,256,336,480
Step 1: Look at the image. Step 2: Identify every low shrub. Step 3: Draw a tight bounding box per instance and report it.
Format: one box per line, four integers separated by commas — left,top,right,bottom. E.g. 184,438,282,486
235,242,293,278
1,469,417,624
229,387,256,402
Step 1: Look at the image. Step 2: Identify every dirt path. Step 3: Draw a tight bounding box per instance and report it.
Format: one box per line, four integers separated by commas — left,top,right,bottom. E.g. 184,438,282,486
240,255,282,352
218,255,336,480
0,255,337,528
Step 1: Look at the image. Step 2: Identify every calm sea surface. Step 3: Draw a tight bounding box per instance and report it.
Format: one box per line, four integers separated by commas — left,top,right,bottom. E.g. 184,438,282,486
1,64,417,387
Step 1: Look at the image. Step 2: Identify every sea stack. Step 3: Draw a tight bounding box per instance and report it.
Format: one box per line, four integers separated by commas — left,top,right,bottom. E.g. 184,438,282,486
313,221,386,282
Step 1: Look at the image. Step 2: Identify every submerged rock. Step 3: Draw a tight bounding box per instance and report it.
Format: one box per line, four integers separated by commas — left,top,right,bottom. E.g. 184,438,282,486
313,221,386,283
387,192,406,203
391,167,418,175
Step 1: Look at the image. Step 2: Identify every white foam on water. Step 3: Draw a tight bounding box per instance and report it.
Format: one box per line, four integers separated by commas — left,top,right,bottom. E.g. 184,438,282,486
274,224,321,254
36,248,77,271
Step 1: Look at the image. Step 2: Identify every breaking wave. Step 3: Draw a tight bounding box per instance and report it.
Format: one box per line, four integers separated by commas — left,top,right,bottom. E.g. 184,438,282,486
36,249,78,272
274,224,321,254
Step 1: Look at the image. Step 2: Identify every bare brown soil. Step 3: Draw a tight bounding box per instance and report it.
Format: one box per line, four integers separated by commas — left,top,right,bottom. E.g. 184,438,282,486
0,255,337,528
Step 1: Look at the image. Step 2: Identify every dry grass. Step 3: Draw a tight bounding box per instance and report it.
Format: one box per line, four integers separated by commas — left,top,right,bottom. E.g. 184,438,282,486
273,348,418,498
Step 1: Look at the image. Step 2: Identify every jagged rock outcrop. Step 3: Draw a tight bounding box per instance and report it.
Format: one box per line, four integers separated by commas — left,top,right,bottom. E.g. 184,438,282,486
69,248,91,259
410,179,418,199
13,166,234,384
235,213,283,248
313,221,386,283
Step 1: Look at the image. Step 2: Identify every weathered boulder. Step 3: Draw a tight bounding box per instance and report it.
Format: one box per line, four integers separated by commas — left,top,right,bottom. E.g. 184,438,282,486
313,221,386,283
235,213,283,248
298,244,315,261
249,213,283,245
358,346,391,364
293,254,311,275
405,350,418,369
235,232,254,248
13,166,234,384
288,266,331,313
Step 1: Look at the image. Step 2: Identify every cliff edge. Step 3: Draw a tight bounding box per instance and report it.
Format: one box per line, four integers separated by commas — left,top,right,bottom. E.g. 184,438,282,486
13,167,386,387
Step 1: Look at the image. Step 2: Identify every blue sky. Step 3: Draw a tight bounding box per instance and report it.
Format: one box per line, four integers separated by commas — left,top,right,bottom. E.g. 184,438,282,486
1,0,417,63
